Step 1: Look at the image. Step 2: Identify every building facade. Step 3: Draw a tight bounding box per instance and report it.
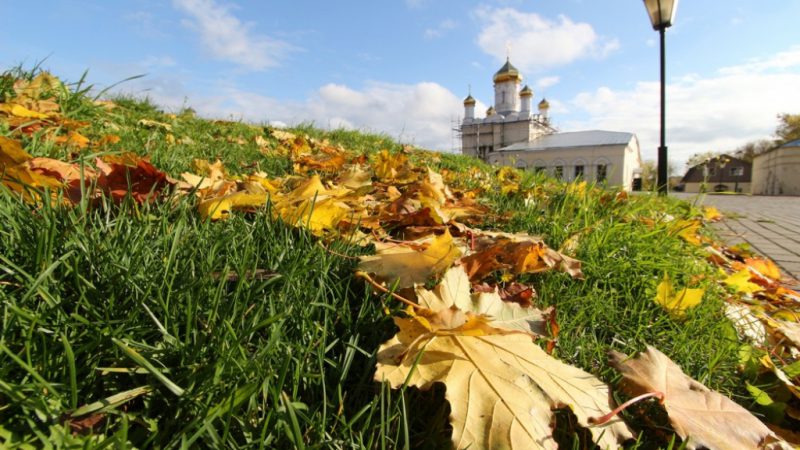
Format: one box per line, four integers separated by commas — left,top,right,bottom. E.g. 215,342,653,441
679,155,752,193
752,140,800,196
460,59,642,190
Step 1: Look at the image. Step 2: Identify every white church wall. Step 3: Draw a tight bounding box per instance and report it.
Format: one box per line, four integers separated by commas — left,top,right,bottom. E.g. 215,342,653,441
488,144,633,189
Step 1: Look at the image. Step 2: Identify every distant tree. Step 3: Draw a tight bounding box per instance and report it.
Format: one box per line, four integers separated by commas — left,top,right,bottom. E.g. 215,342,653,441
639,160,678,190
640,160,657,190
732,139,775,162
775,113,800,144
685,151,721,169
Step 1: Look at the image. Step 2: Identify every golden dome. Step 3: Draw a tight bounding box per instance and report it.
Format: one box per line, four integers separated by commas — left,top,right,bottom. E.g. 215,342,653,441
486,106,496,116
463,95,476,105
493,58,522,83
520,85,533,97
538,98,550,110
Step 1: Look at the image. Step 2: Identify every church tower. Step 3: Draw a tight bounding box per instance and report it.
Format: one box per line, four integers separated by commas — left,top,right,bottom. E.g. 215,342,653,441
493,58,522,116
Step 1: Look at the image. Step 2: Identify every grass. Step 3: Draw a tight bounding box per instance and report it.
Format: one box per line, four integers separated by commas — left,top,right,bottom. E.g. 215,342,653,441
0,68,750,449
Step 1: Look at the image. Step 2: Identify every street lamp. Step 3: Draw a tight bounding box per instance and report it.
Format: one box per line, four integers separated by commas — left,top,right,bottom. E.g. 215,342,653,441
643,0,678,194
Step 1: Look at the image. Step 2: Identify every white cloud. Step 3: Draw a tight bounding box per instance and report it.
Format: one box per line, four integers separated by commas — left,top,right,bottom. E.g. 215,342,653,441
120,77,466,151
719,46,800,75
424,19,457,39
565,48,800,167
172,0,293,70
474,7,619,72
535,76,560,89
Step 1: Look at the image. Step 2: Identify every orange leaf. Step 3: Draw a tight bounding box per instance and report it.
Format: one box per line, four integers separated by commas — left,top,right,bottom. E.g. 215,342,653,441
95,156,172,203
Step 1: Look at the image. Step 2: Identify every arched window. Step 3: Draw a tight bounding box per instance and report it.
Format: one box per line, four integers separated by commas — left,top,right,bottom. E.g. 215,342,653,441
593,158,611,182
573,158,587,179
552,159,567,180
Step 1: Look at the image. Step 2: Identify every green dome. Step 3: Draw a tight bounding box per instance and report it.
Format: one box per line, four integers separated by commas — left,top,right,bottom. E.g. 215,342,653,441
493,58,522,83
538,98,550,110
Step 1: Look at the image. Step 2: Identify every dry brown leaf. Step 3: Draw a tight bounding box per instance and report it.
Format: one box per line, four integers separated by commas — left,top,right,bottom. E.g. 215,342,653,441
461,231,583,281
415,266,548,336
375,305,632,450
358,231,462,288
610,345,791,450
95,156,172,204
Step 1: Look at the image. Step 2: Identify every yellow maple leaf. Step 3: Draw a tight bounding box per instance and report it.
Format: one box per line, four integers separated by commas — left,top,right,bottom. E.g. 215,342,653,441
275,197,349,233
358,230,462,288
372,150,416,183
14,72,64,99
655,273,704,317
673,219,703,246
51,131,90,149
0,136,33,169
744,257,781,281
376,291,632,449
198,192,268,221
703,206,723,222
0,103,50,119
723,269,763,295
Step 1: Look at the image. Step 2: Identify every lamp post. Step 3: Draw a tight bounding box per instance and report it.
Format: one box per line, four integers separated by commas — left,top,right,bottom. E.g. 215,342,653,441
643,0,678,195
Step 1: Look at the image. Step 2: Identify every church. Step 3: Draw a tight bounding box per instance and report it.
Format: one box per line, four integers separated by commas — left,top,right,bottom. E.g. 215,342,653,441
460,59,642,191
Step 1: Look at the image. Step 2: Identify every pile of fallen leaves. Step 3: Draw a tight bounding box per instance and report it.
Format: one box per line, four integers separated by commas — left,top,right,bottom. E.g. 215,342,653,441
4,72,800,449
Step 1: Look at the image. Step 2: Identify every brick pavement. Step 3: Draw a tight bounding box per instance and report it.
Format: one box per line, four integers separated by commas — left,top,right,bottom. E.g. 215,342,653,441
673,194,800,282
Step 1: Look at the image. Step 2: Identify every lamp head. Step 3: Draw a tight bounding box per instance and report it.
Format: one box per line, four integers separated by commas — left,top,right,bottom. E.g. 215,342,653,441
643,0,679,30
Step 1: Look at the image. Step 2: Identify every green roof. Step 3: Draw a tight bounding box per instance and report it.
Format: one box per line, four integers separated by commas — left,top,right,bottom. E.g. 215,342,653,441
494,59,519,77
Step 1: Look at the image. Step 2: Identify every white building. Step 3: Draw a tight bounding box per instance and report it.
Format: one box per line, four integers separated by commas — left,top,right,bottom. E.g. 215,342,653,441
752,139,800,196
461,59,642,190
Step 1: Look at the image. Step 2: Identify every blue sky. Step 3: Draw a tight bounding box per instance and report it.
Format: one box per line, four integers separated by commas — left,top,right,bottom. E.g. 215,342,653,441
2,0,800,167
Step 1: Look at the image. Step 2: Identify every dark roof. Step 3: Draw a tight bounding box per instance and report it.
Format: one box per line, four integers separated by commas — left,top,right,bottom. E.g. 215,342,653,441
498,130,634,152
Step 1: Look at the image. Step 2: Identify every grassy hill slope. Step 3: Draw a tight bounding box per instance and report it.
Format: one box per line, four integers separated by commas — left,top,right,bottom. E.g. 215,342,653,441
0,68,761,449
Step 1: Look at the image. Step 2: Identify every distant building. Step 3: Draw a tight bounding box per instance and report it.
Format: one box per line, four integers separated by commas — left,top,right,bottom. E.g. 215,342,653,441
752,140,800,196
460,59,642,190
679,155,751,193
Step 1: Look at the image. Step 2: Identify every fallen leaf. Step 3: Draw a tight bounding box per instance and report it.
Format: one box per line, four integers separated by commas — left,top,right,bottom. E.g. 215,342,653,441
610,345,790,450
745,257,782,281
198,191,268,221
654,273,704,317
13,72,64,99
0,136,32,168
372,150,417,184
50,131,90,149
358,230,462,288
137,118,173,131
415,266,548,336
703,206,723,222
376,305,632,449
0,103,51,119
673,219,703,246
95,156,172,203
724,269,764,295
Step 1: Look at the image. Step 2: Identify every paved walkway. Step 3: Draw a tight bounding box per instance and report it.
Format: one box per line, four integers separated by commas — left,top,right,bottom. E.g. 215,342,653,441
673,194,800,282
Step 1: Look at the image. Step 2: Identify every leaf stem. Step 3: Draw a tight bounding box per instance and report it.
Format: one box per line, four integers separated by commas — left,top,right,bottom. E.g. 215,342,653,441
356,271,419,309
589,391,665,425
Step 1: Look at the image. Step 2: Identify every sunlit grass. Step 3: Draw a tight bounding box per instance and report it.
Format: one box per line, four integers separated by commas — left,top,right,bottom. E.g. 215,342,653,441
0,67,744,449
